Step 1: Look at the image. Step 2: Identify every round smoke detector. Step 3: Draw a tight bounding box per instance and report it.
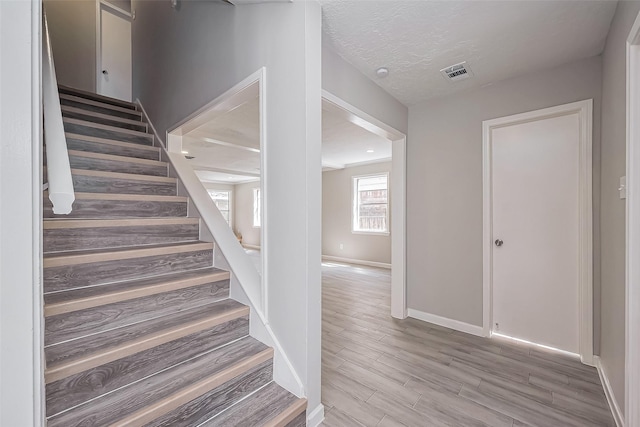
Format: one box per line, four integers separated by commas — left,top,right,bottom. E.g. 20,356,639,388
376,67,389,78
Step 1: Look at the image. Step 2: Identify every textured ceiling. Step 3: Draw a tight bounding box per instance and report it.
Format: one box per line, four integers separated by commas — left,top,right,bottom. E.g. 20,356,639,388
320,0,617,106
182,97,391,183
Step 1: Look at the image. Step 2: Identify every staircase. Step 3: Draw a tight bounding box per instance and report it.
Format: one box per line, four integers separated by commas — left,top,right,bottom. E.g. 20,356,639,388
42,86,307,426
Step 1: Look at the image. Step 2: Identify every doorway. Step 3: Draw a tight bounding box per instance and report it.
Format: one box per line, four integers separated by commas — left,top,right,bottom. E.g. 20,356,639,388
322,91,407,318
97,3,132,101
483,100,594,363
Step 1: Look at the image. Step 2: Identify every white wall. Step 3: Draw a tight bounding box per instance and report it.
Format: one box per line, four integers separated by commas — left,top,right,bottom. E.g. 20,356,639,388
599,0,640,415
323,46,408,135
322,162,392,264
234,181,261,247
0,1,44,425
407,56,603,330
131,1,323,419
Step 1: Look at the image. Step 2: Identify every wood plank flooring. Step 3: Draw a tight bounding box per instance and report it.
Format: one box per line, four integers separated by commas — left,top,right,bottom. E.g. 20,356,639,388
319,262,614,427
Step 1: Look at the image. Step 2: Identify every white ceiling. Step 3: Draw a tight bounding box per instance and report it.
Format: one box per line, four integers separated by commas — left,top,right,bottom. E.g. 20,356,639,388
182,97,392,183
320,0,617,106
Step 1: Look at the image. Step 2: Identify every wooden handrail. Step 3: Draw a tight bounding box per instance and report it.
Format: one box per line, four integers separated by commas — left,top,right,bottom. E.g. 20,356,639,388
42,11,74,214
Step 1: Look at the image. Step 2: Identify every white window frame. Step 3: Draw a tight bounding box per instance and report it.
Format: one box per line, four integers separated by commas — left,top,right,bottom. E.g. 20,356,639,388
253,187,261,228
208,189,232,228
352,172,390,235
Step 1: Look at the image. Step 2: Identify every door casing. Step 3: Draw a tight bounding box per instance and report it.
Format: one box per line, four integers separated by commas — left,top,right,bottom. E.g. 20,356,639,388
626,10,640,426
482,99,594,365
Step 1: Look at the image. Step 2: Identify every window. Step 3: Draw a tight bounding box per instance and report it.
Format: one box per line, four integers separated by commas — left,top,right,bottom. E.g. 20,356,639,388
253,188,261,227
208,190,232,226
353,174,388,233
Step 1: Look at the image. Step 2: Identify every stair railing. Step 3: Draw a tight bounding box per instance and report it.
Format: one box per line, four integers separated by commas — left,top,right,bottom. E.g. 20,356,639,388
42,11,74,214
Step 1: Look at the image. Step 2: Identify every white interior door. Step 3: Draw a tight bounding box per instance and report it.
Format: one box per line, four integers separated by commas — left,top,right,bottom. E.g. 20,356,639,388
491,113,580,353
99,8,131,101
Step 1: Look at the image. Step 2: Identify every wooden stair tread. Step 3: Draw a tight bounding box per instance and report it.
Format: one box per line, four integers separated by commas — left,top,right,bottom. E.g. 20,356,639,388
44,267,228,314
43,217,200,229
65,132,159,153
65,133,160,161
68,149,166,167
203,382,306,427
58,85,138,110
62,105,146,127
63,117,151,138
47,336,271,427
71,168,176,183
45,299,249,378
43,241,213,267
45,191,186,202
45,315,251,419
60,93,143,117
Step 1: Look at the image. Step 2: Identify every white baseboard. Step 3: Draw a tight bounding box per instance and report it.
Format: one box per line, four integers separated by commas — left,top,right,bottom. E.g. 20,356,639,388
241,244,261,250
321,255,391,269
594,356,624,427
307,403,325,427
407,308,484,337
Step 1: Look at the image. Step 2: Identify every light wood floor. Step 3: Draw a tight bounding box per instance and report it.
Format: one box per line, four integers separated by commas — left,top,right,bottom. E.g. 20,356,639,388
319,262,614,427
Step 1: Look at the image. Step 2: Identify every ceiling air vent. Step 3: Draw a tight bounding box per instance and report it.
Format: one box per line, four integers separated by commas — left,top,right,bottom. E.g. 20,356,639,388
440,61,472,82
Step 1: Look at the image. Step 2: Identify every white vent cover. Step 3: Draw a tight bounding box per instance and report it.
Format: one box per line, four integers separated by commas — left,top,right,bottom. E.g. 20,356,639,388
440,61,473,82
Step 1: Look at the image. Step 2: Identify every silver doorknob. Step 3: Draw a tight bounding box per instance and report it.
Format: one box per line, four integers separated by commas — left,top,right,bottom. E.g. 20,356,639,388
102,70,108,75
495,239,504,247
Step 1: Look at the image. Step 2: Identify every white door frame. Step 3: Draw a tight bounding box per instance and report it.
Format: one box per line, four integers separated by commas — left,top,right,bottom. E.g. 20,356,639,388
95,0,132,97
482,100,594,365
321,90,408,319
626,11,640,426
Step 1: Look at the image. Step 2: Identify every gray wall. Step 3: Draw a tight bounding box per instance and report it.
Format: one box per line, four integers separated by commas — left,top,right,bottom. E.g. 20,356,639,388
323,46,408,135
131,1,323,414
322,162,392,264
234,181,261,247
599,0,640,414
44,0,96,92
407,56,603,329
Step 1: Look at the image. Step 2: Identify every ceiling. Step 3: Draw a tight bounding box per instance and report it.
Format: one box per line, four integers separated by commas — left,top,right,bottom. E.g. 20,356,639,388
181,96,391,183
320,0,617,106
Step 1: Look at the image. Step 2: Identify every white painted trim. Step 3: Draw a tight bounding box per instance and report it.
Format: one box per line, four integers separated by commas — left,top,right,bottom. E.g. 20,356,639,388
407,309,484,337
322,90,407,319
0,1,45,423
242,244,261,250
95,0,101,94
322,255,391,270
482,100,594,365
99,0,132,18
595,356,624,427
135,100,164,149
626,11,640,427
307,404,325,427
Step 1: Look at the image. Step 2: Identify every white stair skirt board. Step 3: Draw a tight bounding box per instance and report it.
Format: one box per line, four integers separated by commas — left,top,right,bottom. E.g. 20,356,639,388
307,403,325,427
595,356,624,427
321,255,391,270
407,308,484,337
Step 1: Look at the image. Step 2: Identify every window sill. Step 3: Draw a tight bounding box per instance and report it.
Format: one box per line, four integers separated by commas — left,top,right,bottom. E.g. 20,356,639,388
351,230,390,236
